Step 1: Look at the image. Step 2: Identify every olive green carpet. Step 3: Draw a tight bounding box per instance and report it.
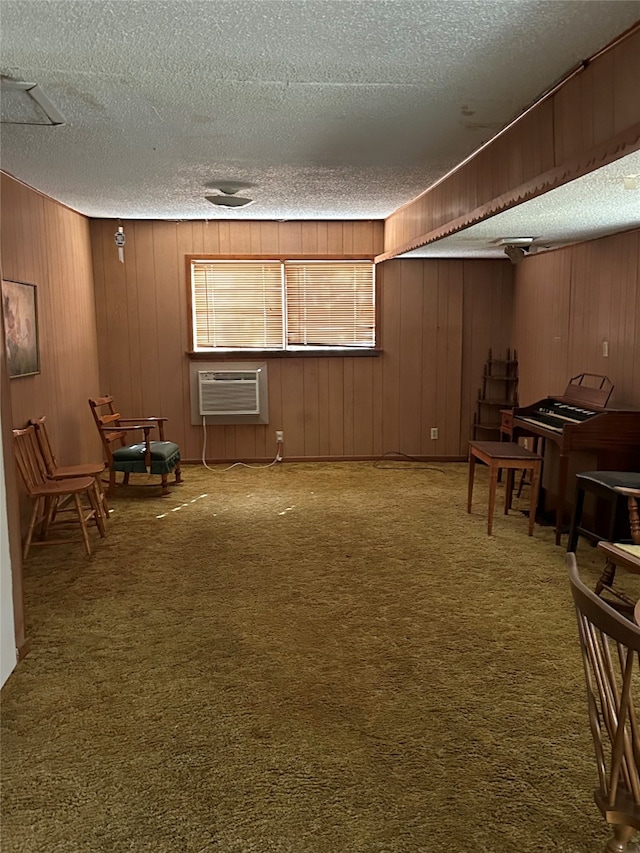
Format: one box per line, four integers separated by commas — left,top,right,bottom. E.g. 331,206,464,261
2,461,637,853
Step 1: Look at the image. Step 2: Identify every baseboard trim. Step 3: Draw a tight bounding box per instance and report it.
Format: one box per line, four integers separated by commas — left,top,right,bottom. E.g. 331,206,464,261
16,637,31,662
183,455,467,465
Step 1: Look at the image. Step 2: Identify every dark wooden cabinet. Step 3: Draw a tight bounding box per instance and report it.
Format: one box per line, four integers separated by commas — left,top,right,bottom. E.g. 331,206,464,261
472,349,518,440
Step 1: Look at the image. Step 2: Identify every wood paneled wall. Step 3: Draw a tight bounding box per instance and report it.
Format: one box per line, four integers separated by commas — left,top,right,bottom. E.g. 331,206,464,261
385,258,514,455
0,302,26,659
1,175,102,463
384,28,640,258
513,229,640,409
90,218,514,461
1,173,101,655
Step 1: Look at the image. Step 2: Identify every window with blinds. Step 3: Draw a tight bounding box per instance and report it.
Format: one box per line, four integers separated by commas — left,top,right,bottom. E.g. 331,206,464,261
191,261,284,350
190,259,375,352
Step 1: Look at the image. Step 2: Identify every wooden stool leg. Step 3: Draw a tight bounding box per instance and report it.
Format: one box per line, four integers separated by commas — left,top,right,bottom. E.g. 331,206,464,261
487,463,499,536
467,454,476,514
606,494,619,542
528,463,541,536
567,485,586,553
174,463,183,484
555,454,569,546
505,469,515,514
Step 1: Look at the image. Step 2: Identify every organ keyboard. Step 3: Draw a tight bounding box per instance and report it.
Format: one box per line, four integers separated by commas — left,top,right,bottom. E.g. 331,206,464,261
516,401,604,433
508,374,640,545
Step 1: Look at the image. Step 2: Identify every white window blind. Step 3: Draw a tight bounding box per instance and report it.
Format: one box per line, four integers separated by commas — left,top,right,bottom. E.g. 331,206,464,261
285,261,375,349
192,261,283,350
191,259,375,351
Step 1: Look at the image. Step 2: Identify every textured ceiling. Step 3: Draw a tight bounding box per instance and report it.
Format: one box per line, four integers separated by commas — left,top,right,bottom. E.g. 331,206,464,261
1,0,640,244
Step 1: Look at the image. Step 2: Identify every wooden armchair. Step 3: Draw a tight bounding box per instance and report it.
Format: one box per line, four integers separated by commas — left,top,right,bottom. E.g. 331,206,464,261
30,415,108,525
88,395,182,497
567,553,640,852
12,425,105,558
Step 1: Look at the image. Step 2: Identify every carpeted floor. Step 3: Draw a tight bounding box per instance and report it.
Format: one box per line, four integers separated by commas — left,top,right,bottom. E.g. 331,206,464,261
1,460,638,852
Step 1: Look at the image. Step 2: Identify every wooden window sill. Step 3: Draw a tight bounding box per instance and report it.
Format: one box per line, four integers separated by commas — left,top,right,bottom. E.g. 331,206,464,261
186,349,382,359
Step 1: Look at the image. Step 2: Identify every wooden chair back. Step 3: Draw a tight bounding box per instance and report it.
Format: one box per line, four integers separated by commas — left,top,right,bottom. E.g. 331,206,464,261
12,425,50,494
29,415,58,476
12,425,106,557
88,396,130,462
29,415,109,523
567,553,640,849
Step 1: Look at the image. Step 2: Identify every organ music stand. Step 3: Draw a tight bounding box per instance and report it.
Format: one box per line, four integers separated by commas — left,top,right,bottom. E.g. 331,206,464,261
562,373,614,408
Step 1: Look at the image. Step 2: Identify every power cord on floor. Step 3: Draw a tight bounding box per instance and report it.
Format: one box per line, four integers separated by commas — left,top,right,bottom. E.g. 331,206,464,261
372,450,445,473
200,430,441,474
201,417,283,472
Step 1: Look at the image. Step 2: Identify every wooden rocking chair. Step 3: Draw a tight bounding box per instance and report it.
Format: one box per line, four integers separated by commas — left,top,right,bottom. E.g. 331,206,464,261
88,395,182,497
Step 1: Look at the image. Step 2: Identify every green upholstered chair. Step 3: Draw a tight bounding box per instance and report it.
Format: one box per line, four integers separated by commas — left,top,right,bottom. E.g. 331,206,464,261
88,395,182,497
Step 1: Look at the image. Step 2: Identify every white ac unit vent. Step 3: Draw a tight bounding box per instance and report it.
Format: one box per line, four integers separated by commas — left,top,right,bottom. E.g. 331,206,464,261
198,370,261,416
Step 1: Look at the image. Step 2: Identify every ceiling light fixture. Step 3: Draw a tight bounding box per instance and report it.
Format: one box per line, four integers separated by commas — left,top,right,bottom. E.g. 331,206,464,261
205,179,254,208
206,181,253,195
623,174,639,190
205,195,254,208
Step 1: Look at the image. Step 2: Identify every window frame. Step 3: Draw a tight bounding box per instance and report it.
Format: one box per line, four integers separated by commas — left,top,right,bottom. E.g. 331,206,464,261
186,254,381,358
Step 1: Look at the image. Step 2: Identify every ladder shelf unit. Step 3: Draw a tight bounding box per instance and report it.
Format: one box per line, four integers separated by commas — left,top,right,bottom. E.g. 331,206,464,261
472,348,519,441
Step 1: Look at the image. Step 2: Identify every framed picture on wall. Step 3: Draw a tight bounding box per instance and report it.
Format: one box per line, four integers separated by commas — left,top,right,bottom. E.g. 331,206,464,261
1,279,40,379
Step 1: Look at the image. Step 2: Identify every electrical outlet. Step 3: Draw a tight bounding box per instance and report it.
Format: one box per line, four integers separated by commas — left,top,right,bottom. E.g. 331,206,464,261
430,427,439,440
276,430,284,443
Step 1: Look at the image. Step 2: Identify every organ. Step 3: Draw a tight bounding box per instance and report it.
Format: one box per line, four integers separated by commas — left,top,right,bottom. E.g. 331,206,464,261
504,374,640,545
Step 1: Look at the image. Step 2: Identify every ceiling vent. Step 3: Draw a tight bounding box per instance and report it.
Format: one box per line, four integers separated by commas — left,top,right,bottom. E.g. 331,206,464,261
493,237,539,264
1,77,65,125
503,245,527,264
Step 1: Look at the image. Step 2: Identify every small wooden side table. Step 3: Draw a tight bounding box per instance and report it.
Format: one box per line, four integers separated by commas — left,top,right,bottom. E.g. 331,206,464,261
467,440,543,536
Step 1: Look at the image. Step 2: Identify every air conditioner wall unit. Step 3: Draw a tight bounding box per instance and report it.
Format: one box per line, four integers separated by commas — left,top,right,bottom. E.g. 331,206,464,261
189,361,269,425
198,370,260,416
